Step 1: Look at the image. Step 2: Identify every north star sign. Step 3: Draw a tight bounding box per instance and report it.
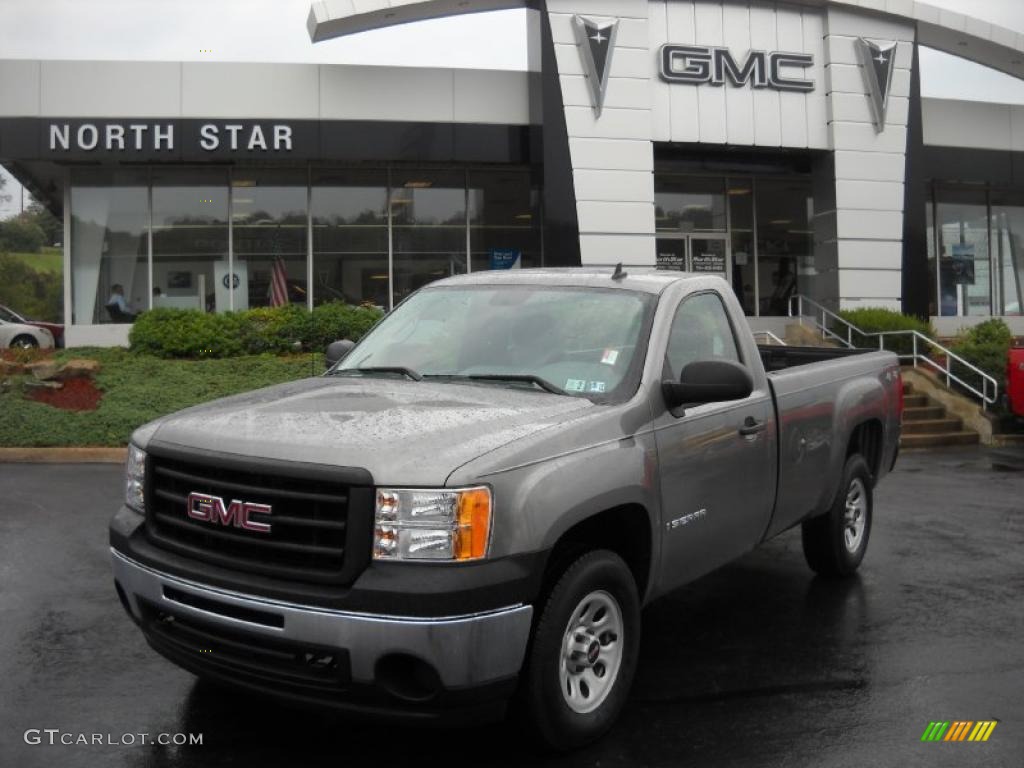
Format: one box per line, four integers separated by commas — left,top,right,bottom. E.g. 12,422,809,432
660,45,815,92
48,122,295,152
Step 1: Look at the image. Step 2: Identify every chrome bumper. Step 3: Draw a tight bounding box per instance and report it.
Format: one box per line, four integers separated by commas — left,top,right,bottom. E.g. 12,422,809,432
111,549,533,689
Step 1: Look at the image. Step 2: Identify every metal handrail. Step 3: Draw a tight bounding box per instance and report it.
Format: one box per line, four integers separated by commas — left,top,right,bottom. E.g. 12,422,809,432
788,294,999,409
752,330,787,346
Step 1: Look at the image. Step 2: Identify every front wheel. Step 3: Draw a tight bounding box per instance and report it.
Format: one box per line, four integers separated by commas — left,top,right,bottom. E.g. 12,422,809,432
10,335,39,349
518,549,640,751
801,454,873,578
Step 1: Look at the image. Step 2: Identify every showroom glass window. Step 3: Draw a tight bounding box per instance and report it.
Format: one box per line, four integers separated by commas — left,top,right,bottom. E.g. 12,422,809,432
933,188,991,317
390,170,468,304
70,168,148,324
655,176,726,233
230,170,308,309
728,180,756,315
755,179,814,316
469,169,542,274
311,169,389,310
989,191,1024,316
151,169,229,313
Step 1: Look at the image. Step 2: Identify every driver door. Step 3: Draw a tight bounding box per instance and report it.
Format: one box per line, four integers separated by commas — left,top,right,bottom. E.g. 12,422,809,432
653,291,775,593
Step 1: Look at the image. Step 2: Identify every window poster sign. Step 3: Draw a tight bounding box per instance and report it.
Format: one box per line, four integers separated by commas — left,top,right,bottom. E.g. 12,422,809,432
692,252,727,274
489,249,522,270
657,251,685,271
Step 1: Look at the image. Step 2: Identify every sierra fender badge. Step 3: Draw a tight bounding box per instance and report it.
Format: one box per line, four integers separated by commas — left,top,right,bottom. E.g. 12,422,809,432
667,508,707,531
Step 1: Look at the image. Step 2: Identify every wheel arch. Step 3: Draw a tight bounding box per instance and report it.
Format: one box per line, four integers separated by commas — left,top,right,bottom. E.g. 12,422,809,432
539,504,654,603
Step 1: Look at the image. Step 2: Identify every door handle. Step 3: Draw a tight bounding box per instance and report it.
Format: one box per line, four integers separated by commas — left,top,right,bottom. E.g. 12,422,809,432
739,417,766,437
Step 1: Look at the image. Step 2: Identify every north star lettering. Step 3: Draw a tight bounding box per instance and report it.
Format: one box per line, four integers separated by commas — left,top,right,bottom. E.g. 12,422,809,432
48,123,294,152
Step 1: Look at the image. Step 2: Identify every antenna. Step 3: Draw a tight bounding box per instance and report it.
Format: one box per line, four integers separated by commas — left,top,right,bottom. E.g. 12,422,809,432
611,263,628,281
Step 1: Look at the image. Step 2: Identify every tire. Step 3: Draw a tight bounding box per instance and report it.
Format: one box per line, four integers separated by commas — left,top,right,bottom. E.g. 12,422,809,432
802,454,873,578
10,335,39,349
518,549,641,751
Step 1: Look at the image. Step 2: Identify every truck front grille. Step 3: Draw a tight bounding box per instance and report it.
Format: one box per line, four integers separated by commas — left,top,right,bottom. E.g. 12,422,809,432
144,451,372,585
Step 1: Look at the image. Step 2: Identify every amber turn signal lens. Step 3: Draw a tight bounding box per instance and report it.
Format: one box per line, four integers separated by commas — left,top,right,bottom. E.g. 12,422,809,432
455,488,492,561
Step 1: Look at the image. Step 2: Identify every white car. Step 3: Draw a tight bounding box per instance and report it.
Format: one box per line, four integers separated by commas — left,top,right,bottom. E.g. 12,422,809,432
0,319,55,350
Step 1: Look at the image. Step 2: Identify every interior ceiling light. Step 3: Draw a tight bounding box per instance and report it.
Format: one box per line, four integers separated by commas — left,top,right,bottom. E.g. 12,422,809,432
404,181,433,189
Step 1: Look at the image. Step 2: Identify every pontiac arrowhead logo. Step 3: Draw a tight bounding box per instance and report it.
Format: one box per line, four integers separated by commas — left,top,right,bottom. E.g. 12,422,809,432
573,15,619,116
856,38,897,132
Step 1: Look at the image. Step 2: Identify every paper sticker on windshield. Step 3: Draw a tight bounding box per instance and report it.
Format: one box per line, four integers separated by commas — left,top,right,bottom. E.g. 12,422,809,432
600,349,619,366
565,378,587,392
588,381,607,393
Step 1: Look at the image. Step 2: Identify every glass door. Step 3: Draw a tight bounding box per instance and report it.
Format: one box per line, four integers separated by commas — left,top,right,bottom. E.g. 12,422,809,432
656,236,731,283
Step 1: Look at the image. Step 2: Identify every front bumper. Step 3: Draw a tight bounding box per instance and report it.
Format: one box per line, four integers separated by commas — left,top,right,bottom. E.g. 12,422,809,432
112,548,533,717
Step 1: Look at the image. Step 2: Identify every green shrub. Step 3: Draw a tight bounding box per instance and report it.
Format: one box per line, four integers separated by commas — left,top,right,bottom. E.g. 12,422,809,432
129,302,383,359
950,319,1013,401
129,308,245,358
835,307,933,355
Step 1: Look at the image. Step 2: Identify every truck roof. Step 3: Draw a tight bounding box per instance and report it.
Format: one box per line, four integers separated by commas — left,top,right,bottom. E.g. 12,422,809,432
432,267,705,295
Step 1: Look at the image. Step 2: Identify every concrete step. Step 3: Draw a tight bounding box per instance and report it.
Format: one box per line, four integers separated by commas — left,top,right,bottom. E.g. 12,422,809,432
903,394,929,408
901,417,964,435
996,434,1024,446
903,406,945,421
901,431,981,448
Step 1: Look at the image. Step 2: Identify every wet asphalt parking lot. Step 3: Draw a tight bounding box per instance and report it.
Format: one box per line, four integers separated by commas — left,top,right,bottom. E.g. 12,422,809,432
0,448,1021,768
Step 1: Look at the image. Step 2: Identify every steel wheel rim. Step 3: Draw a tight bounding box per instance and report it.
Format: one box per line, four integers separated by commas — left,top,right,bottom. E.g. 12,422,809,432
559,589,624,714
843,477,867,553
12,338,36,349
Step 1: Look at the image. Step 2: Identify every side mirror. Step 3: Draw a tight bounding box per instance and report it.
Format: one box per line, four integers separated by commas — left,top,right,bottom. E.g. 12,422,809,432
662,359,753,411
325,339,356,370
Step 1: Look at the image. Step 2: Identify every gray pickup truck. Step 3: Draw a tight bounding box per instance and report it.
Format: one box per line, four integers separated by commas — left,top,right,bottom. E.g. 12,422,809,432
110,268,902,749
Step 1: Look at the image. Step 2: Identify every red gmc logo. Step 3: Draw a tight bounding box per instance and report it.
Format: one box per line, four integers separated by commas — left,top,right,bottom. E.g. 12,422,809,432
187,492,272,534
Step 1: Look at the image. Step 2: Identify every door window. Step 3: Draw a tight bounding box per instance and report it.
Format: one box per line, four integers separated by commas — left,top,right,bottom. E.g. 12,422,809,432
665,293,741,379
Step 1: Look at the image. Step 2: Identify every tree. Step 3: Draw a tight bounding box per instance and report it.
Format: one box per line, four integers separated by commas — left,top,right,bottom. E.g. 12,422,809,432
24,201,62,246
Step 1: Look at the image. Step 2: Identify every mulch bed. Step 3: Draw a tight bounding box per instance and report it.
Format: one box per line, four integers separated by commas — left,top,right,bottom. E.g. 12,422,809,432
26,378,103,411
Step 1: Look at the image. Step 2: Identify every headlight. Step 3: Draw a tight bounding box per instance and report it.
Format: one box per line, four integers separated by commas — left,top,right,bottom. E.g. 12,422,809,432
125,444,146,513
373,487,491,562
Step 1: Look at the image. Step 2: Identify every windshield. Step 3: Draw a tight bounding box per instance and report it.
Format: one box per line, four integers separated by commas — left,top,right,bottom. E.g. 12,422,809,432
335,285,655,399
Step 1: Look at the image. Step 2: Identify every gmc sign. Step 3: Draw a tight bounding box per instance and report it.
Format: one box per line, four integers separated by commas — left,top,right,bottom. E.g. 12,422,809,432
660,45,815,92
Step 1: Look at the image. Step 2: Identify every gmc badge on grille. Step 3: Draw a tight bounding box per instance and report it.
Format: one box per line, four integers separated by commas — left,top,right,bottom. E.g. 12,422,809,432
187,492,272,533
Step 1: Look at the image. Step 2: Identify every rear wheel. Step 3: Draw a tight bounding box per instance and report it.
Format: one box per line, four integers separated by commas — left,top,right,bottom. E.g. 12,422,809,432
802,454,873,578
518,549,640,751
10,335,38,349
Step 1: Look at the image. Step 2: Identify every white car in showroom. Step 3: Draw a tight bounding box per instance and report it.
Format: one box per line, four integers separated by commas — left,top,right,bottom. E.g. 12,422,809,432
0,318,55,349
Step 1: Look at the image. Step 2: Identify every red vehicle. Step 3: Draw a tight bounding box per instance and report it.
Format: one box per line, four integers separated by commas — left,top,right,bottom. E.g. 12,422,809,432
0,304,64,346
1009,347,1024,418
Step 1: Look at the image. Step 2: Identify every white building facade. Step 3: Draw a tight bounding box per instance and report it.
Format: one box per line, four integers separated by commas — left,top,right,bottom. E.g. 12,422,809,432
2,0,1024,345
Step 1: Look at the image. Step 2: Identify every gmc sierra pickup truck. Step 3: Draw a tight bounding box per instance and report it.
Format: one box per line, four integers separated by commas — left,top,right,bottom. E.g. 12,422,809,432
110,268,902,749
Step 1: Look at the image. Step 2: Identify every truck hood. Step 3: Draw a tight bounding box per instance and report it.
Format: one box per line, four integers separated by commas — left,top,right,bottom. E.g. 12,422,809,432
142,376,594,485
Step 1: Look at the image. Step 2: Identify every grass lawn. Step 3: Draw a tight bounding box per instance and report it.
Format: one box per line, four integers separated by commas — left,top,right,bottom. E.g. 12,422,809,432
8,246,63,274
0,348,323,447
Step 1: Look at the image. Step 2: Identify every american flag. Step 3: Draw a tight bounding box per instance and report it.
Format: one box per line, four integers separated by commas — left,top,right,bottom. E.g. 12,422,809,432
269,255,289,308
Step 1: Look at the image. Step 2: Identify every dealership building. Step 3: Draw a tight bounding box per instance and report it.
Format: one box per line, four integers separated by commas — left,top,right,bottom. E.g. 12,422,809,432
2,0,1024,347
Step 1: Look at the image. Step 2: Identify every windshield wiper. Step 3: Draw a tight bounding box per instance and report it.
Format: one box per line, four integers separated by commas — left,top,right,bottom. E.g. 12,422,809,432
464,374,568,396
332,366,423,381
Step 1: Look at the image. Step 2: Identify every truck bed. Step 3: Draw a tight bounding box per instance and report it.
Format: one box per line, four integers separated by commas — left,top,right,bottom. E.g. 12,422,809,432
757,344,875,373
758,346,900,540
